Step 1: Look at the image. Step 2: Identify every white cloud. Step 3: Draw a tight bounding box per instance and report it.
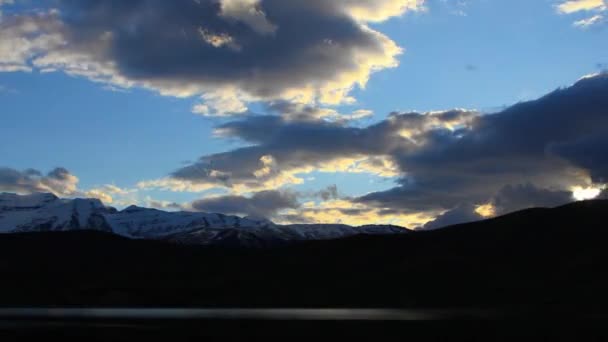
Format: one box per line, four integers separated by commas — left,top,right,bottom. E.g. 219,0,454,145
557,0,607,27
344,0,425,22
219,0,277,35
557,0,606,13
574,14,605,26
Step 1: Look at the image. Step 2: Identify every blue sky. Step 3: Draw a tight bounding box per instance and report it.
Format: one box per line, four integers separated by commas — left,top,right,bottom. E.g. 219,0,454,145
1,0,607,227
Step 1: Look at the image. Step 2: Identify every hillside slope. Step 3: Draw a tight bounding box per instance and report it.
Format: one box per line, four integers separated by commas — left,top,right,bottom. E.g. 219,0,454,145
0,200,607,310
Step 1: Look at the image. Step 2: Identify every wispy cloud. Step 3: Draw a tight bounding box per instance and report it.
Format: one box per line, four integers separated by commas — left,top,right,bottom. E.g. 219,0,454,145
0,84,17,94
574,13,605,27
557,0,606,27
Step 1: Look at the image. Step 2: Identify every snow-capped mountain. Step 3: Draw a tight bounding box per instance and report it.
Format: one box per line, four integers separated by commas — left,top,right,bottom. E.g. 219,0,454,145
0,193,115,233
0,193,408,246
166,223,407,248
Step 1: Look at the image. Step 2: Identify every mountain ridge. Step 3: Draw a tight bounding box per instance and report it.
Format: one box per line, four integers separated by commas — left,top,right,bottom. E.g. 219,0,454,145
0,192,407,246
0,198,607,309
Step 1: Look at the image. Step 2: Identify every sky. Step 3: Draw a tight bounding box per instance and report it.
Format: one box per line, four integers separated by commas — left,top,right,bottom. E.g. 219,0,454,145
1,0,608,228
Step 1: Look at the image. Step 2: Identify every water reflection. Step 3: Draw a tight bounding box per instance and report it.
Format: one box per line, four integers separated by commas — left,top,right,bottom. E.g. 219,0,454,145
0,308,494,320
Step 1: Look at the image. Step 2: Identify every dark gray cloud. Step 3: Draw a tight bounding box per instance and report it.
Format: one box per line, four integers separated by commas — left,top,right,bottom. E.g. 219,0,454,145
0,167,79,196
147,199,184,211
550,135,608,184
190,189,299,218
360,73,608,212
491,183,573,216
0,0,416,114
421,184,573,230
315,184,339,201
187,184,340,219
422,204,482,231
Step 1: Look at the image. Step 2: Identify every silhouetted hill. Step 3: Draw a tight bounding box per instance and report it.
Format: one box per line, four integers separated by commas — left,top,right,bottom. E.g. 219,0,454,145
1,200,608,311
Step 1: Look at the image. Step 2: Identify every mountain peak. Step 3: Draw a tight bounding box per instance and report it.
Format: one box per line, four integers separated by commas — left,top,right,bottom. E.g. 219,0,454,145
122,205,149,213
0,192,59,209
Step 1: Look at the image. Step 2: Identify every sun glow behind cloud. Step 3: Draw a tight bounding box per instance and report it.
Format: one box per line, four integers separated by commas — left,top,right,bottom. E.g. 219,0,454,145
571,186,604,201
277,199,435,228
475,203,496,218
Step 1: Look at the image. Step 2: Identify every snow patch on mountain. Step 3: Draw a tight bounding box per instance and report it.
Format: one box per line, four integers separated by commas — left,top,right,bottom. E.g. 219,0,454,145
0,192,114,233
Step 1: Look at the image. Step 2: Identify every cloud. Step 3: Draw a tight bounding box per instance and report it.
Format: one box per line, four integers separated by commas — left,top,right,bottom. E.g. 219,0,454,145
183,184,337,218
358,74,608,214
190,189,299,218
557,0,606,13
422,204,482,231
137,73,608,225
0,0,423,114
491,183,573,216
276,198,435,227
557,0,607,27
0,166,136,204
143,109,473,194
83,184,136,204
341,0,424,22
421,184,574,231
146,198,185,211
0,11,65,72
263,101,373,123
574,14,605,27
0,167,79,196
170,184,429,227
219,0,277,35
314,184,339,201
550,134,608,183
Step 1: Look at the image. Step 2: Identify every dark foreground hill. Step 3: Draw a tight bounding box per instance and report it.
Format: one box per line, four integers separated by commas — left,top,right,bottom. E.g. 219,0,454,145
1,200,608,311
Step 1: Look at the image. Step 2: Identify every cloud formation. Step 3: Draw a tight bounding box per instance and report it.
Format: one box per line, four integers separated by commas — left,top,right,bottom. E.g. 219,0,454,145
11,74,604,227
139,109,474,194
558,0,605,14
0,0,422,114
154,183,429,227
557,0,606,27
491,183,573,216
190,189,299,218
0,167,133,204
0,167,79,196
144,73,608,227
276,198,434,227
359,74,608,215
422,204,483,231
